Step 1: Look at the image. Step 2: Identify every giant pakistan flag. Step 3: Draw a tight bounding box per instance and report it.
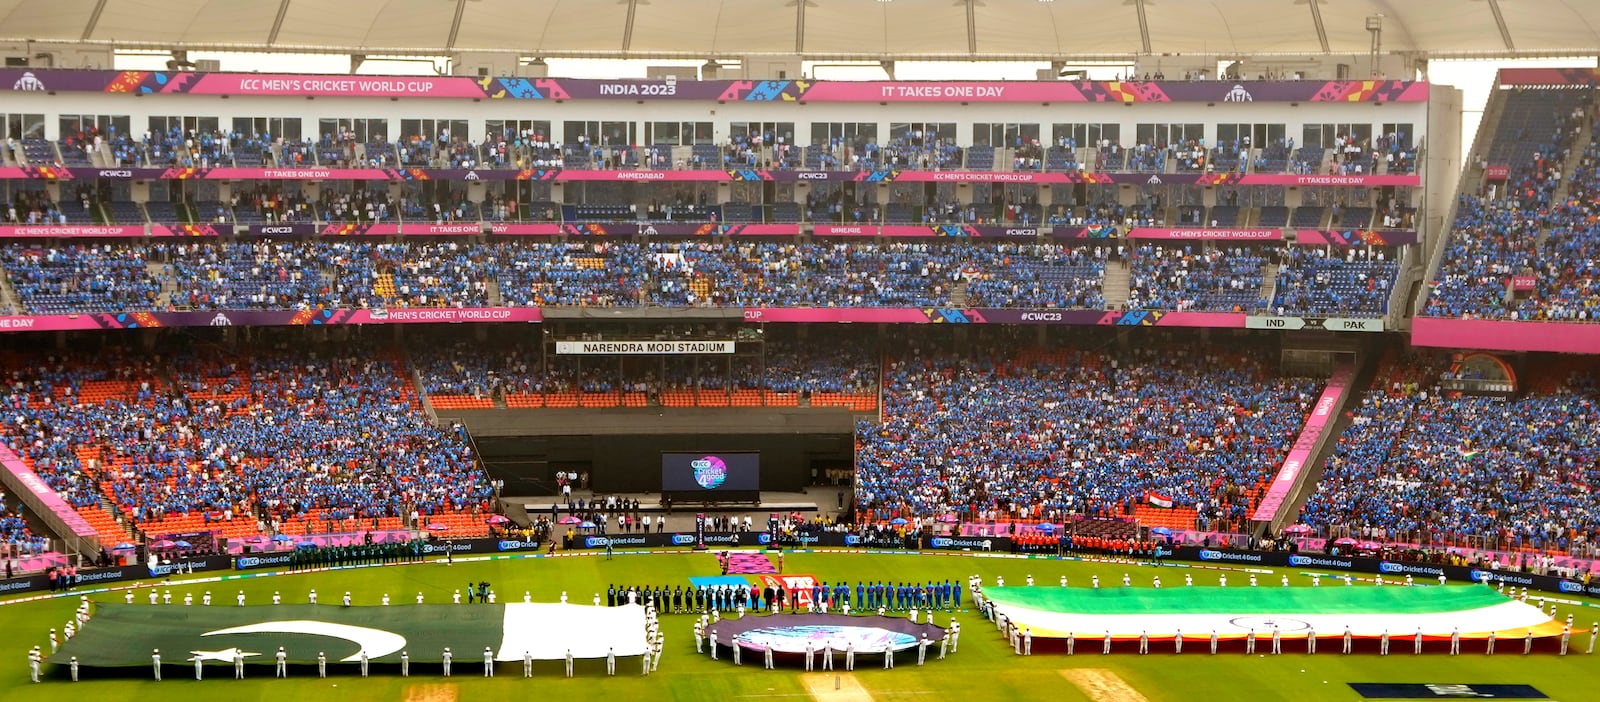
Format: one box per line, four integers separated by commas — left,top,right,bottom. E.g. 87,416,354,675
54,602,649,666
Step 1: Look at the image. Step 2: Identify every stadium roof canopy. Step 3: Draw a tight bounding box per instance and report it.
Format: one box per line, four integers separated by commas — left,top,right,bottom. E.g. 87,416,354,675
2,0,1598,61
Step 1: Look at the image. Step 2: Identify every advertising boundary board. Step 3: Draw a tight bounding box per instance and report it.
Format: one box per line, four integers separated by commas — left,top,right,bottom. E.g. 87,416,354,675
4,542,1592,598
0,554,235,594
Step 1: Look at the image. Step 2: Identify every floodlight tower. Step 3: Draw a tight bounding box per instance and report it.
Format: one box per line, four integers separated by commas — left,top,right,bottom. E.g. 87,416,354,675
1366,14,1384,78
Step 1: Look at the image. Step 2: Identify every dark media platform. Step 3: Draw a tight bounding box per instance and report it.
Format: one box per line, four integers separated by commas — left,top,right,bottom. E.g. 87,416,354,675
1348,683,1547,699
661,452,761,491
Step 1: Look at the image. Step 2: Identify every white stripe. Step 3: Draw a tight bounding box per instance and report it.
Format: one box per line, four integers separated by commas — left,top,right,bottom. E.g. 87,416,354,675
993,600,1555,638
495,602,649,660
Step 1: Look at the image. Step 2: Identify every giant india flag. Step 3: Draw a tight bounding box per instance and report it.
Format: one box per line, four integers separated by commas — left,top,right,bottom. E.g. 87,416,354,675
984,585,1574,640
53,602,648,667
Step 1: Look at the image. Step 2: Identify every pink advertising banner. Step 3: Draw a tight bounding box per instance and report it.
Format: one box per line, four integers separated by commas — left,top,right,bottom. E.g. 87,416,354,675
0,69,1429,104
0,315,105,331
0,225,145,238
812,225,879,238
150,224,223,237
190,74,491,98
0,444,98,539
1133,311,1248,328
489,223,564,236
1128,227,1282,241
741,308,932,323
320,223,403,236
888,171,1421,187
350,308,543,324
554,170,729,182
728,224,803,236
1412,317,1600,354
1252,364,1355,523
401,223,485,236
182,167,398,180
0,164,1422,188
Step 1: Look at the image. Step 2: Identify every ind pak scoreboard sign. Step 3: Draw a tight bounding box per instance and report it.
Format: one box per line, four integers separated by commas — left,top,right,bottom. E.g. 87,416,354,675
555,340,736,355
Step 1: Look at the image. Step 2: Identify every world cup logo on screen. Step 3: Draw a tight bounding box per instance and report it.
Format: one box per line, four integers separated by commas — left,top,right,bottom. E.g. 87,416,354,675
691,455,728,489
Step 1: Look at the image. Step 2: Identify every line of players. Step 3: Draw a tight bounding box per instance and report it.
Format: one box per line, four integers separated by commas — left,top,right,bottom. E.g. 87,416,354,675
603,580,965,614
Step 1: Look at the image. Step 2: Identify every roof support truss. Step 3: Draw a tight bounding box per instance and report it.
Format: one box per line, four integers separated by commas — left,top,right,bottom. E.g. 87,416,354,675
80,0,108,41
622,0,640,52
267,0,292,45
446,0,468,50
1485,0,1516,51
1133,0,1152,54
1304,0,1331,53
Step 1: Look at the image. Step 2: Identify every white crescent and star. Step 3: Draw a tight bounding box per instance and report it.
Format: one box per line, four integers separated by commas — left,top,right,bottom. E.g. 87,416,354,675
201,621,407,661
189,648,259,662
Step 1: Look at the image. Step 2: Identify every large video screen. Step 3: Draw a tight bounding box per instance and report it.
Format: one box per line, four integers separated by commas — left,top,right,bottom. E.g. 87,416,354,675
661,452,761,492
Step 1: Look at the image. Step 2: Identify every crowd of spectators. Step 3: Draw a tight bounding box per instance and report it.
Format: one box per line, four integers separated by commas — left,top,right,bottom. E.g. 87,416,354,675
1126,244,1269,312
1271,247,1399,317
0,240,1411,318
1300,354,1600,555
0,342,494,537
0,494,48,558
1426,97,1591,321
1,244,163,313
854,331,1318,530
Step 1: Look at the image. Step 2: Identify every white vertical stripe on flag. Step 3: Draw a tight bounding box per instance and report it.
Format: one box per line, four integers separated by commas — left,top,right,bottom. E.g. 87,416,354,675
496,602,649,660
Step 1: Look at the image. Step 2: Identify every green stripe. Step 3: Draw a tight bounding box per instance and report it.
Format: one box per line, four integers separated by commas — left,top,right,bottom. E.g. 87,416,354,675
984,584,1506,615
56,603,509,666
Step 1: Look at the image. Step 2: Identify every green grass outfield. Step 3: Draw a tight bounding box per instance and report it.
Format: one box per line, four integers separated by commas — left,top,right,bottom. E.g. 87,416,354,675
2,548,1597,702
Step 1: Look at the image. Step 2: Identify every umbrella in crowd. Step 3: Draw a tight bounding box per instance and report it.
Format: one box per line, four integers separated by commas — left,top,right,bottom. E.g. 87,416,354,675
1357,541,1382,550
111,542,136,551
889,517,908,526
428,523,449,531
272,534,296,543
1333,537,1359,546
1034,523,1056,533
174,540,192,549
295,541,318,549
485,514,511,525
579,521,597,529
1282,524,1314,535
1149,526,1173,536
558,516,581,525
152,539,176,549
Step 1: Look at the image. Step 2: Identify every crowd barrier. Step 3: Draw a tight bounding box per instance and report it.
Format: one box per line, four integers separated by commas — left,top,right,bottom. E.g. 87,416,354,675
2,539,1593,599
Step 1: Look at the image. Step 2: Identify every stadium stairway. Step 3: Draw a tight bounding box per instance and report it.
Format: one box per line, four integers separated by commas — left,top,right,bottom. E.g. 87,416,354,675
148,261,177,305
0,262,21,314
1102,257,1131,309
1266,353,1381,534
1259,261,1281,307
1543,112,1594,246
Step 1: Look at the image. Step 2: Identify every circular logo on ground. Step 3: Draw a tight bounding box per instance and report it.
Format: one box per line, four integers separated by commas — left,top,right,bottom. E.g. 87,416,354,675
1227,616,1313,632
691,456,728,489
732,625,916,654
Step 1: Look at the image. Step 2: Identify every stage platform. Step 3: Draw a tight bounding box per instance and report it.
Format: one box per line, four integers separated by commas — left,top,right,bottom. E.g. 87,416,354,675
512,488,844,533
